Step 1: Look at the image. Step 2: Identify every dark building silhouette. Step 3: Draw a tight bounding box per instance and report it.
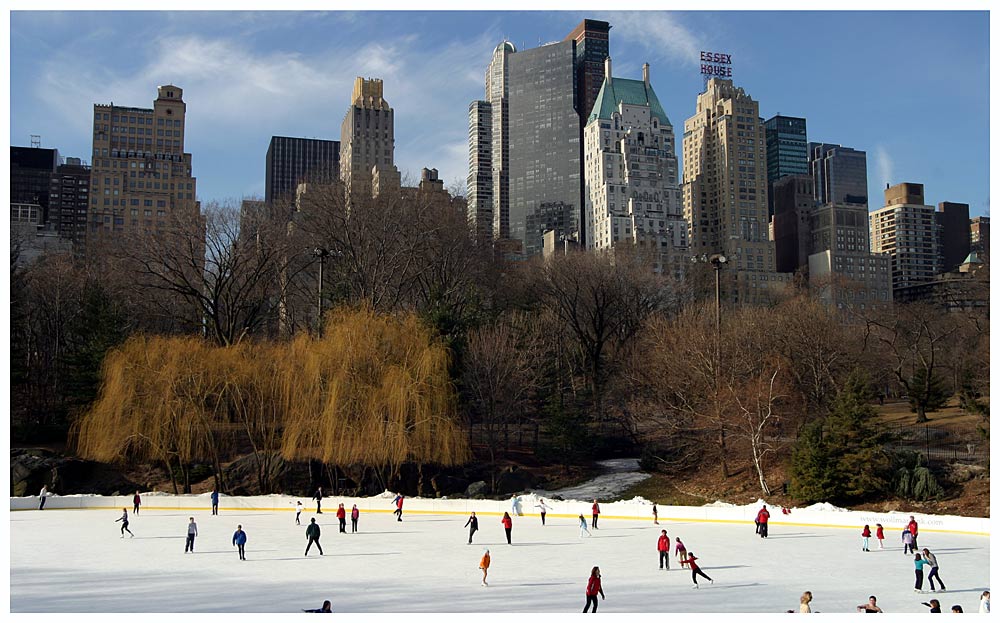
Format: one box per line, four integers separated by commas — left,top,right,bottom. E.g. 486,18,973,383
266,136,340,206
48,157,91,245
935,201,970,273
771,174,813,273
764,115,808,219
810,143,868,207
11,146,59,223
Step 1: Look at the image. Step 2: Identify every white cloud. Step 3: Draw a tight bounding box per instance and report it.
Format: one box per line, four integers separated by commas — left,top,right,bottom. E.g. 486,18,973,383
874,144,894,190
612,12,704,67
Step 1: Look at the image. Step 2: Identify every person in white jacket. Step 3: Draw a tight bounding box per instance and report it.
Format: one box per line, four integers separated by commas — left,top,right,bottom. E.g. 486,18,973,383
295,501,304,525
980,591,990,613
535,499,551,526
39,485,48,511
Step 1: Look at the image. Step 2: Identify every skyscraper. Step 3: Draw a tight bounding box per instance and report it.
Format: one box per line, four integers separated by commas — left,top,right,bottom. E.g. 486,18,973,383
265,136,339,206
48,157,91,245
935,201,971,273
339,77,399,197
508,39,581,256
970,215,989,261
566,19,611,129
870,183,940,293
764,115,808,219
682,78,787,305
88,85,199,246
467,100,493,237
771,174,813,273
583,60,685,278
810,143,868,206
10,146,59,223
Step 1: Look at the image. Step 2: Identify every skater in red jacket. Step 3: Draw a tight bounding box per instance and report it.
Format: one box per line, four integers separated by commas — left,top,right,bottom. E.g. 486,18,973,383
392,494,404,521
907,516,919,550
862,524,872,551
336,503,347,533
657,530,671,569
876,523,885,550
686,551,713,587
583,566,605,612
591,500,600,529
501,512,513,544
755,505,770,538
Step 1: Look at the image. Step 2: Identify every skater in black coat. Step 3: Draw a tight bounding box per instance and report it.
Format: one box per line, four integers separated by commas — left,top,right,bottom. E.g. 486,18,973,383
115,508,134,538
313,487,324,514
305,518,323,556
465,512,479,544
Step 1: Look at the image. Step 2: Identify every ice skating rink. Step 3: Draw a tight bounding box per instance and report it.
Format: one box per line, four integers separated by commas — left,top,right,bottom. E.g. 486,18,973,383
9,502,989,613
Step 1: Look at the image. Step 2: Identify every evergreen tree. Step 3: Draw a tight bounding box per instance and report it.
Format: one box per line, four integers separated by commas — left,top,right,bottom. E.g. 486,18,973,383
908,366,950,423
788,420,838,503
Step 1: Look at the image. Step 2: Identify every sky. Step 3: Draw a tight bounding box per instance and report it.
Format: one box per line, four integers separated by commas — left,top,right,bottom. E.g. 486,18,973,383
9,10,991,216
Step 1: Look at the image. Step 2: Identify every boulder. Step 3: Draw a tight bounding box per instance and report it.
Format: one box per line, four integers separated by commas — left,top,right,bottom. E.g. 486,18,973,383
494,467,535,495
464,481,488,498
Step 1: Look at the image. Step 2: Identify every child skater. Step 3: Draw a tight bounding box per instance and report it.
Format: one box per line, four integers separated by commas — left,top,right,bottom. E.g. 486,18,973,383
578,513,591,538
876,523,885,550
675,536,688,567
861,524,872,551
115,508,134,538
479,548,490,586
902,527,915,555
686,551,713,588
295,500,303,525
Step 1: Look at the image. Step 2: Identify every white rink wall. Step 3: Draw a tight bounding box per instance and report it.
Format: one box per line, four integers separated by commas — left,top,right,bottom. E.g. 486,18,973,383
12,490,989,535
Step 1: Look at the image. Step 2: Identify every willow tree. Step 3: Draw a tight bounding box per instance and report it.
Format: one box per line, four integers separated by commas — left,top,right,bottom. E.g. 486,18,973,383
280,306,469,489
73,335,231,493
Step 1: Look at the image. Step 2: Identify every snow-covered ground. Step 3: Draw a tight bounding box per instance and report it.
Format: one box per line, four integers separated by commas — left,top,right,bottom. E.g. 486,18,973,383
10,499,989,613
533,458,651,501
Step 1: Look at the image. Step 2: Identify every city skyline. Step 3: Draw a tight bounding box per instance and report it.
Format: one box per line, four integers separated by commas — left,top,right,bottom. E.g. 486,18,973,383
10,10,990,215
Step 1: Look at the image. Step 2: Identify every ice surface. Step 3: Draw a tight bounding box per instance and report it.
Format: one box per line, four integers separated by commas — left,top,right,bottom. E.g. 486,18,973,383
10,501,989,613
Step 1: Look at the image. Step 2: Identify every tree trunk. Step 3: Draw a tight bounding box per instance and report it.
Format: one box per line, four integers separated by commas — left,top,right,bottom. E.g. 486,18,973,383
166,458,178,495
915,404,928,424
181,463,190,494
718,425,730,479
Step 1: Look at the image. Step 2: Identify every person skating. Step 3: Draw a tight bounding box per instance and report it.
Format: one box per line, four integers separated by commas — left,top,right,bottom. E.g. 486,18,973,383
862,524,872,551
303,600,332,613
296,500,304,525
465,512,479,544
510,494,520,516
314,487,324,514
921,599,942,612
578,514,591,538
591,499,600,529
907,515,920,551
800,591,813,613
675,536,688,567
115,508,134,538
210,487,219,516
686,551,713,588
350,504,359,533
583,566,605,612
185,517,198,553
657,530,670,570
921,548,946,592
902,527,915,555
876,523,885,550
305,517,323,556
38,485,48,511
479,548,490,586
950,605,963,613
979,591,990,613
392,494,404,521
501,511,513,544
132,491,141,514
913,552,928,592
856,596,883,613
336,503,346,533
755,505,770,538
653,503,659,525
232,524,247,561
535,499,550,526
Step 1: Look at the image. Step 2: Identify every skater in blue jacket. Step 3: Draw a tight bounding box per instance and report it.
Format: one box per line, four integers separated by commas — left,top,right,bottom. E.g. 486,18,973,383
232,524,247,560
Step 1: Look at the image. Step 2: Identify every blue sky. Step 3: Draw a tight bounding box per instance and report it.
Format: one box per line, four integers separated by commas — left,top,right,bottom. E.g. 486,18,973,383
10,11,990,215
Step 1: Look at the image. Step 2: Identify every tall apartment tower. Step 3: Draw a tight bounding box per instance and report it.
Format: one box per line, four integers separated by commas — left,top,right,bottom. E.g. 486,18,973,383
566,19,611,129
48,157,91,245
265,136,340,206
935,201,971,273
583,60,685,278
508,39,581,256
88,85,199,245
970,215,989,261
467,100,493,237
870,182,940,293
11,146,59,223
771,174,814,273
763,115,808,219
682,78,787,304
339,77,399,197
810,143,868,206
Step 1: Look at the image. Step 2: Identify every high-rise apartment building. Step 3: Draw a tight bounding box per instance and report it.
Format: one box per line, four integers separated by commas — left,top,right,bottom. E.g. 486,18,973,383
566,19,611,129
48,157,91,245
682,78,787,305
508,39,581,256
771,174,813,273
810,143,868,207
265,136,339,206
88,85,199,245
583,60,685,278
11,146,59,223
339,77,399,197
970,215,989,261
870,183,940,293
467,100,493,237
763,115,808,218
935,201,970,273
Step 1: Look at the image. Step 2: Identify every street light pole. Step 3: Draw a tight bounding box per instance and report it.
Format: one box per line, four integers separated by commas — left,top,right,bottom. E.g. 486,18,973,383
692,252,728,478
313,247,330,332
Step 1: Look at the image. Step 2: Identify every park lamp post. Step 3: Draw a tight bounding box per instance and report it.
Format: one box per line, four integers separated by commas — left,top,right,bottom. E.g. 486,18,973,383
691,252,729,477
313,247,331,331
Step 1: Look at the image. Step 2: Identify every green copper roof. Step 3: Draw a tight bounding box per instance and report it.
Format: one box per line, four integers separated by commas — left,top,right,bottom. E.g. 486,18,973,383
587,77,671,127
963,251,983,265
